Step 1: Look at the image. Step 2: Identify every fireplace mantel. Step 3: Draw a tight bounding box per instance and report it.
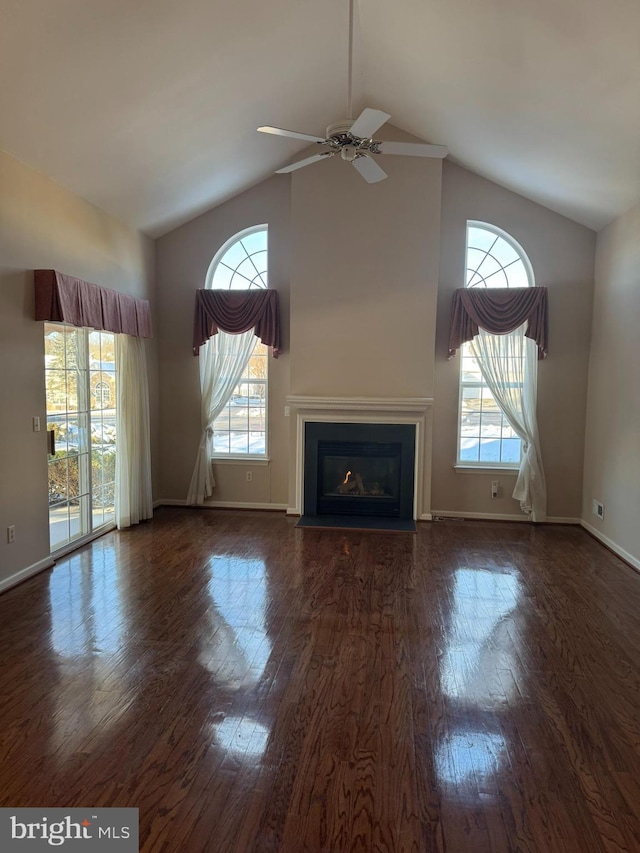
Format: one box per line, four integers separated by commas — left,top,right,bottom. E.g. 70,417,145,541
286,395,433,413
286,396,434,520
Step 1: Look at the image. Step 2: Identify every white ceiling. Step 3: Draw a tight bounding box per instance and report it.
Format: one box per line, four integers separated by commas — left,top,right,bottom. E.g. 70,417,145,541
2,0,639,236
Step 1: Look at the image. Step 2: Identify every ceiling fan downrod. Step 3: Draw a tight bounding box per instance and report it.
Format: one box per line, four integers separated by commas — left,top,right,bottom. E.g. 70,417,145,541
255,0,448,182
347,0,354,120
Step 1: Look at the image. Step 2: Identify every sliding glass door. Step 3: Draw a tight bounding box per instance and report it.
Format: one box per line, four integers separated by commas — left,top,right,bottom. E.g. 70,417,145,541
45,323,117,552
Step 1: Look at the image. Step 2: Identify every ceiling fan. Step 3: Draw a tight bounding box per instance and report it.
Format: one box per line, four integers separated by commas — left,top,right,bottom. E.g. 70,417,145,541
257,0,447,183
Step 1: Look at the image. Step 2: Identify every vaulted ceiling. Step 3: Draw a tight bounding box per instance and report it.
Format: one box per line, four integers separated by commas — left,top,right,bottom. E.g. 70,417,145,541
2,0,639,236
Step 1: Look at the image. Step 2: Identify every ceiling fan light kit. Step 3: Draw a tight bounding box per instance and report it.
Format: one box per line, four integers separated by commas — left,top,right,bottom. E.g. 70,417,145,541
257,1,447,184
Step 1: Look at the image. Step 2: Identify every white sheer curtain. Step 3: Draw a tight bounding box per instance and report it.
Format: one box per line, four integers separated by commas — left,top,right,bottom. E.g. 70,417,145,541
187,329,256,505
115,334,153,528
469,325,547,521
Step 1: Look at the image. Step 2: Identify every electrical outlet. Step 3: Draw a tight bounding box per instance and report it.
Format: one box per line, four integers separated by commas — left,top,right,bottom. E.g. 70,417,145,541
491,480,499,498
592,499,604,520
33,416,41,432
246,471,253,482
7,525,15,544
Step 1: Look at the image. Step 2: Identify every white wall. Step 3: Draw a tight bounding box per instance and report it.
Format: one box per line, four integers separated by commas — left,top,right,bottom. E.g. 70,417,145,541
0,149,156,586
432,162,596,520
582,201,640,566
289,137,442,399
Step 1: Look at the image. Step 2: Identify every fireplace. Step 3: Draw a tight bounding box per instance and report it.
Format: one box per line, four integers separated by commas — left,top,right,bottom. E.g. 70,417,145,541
286,395,433,526
303,422,416,521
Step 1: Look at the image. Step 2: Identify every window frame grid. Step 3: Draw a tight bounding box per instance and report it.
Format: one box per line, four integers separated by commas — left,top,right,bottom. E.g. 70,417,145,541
206,224,269,460
211,352,269,459
45,324,117,552
456,222,534,469
457,346,522,469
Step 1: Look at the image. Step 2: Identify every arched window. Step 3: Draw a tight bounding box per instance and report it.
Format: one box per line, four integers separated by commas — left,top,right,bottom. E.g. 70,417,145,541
94,381,111,408
206,225,268,457
458,222,534,467
206,225,268,291
465,222,534,290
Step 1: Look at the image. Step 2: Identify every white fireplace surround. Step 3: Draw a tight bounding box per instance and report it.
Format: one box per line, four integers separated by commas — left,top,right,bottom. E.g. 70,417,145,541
286,396,434,520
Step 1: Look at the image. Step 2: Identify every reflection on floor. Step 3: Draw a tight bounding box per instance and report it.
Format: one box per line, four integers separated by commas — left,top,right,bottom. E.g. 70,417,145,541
1,507,640,852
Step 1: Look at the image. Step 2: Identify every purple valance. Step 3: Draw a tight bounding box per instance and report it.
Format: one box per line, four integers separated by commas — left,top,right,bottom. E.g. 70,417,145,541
193,289,282,357
34,270,152,338
448,287,548,360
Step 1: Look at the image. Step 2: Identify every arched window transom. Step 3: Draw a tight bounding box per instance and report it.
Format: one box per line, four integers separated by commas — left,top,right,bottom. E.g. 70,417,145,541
206,226,268,291
466,222,534,289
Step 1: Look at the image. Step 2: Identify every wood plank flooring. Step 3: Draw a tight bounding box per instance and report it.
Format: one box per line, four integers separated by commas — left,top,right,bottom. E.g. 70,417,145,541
1,508,639,852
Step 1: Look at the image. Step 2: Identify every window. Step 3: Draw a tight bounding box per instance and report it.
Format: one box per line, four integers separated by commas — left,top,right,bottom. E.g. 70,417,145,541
45,325,117,551
206,225,268,457
457,222,534,467
94,380,112,408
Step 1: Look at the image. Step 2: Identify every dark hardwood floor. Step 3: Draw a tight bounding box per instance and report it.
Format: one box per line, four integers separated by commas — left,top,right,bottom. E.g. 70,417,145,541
1,508,639,852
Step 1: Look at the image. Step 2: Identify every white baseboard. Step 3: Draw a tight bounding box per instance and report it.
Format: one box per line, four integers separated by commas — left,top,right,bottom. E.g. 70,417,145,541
157,499,287,512
419,513,433,522
431,510,581,524
547,517,582,525
204,501,288,511
431,510,529,522
0,556,55,594
581,520,640,573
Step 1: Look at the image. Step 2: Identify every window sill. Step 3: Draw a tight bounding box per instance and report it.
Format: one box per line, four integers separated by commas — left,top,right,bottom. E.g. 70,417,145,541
212,456,270,466
454,465,519,474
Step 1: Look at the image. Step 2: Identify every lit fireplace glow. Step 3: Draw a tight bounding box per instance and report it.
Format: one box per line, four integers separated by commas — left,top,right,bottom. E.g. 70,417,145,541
335,470,385,497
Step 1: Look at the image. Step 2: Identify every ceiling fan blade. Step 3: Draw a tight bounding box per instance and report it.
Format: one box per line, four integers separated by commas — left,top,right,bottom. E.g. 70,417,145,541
349,108,391,139
377,141,448,159
275,152,334,174
352,155,387,184
258,125,326,144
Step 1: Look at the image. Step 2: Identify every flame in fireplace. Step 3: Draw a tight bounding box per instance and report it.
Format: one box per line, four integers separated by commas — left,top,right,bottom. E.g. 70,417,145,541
342,470,352,485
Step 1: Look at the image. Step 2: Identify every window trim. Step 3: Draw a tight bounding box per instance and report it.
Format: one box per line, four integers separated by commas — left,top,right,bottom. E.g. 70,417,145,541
213,456,270,466
206,224,269,461
456,221,534,470
454,465,519,474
